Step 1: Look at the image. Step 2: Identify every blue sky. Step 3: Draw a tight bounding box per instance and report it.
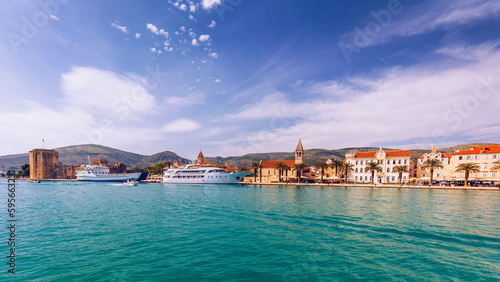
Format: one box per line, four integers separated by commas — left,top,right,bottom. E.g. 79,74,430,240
1,0,500,159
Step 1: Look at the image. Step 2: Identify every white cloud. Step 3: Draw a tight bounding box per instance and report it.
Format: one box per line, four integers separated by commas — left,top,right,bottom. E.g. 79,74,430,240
60,67,156,119
179,4,187,11
201,0,223,10
180,26,186,32
162,119,201,132
190,4,197,13
209,52,218,58
111,23,128,34
135,33,141,38
218,43,500,153
191,39,199,46
165,46,173,52
151,47,157,52
215,78,221,83
146,23,159,35
49,15,59,21
208,20,216,28
189,14,196,21
198,34,210,42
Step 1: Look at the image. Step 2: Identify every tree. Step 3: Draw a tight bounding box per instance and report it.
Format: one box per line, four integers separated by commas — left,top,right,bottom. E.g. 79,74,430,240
274,162,290,182
455,163,480,186
165,161,174,168
258,163,263,183
293,163,307,183
421,159,444,186
392,165,409,185
341,162,354,182
316,161,329,183
490,160,500,172
330,159,344,177
21,163,30,177
365,162,382,184
250,162,260,182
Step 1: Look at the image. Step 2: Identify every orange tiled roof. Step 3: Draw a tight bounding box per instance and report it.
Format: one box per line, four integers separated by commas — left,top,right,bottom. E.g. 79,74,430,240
261,160,296,169
354,150,410,158
452,145,500,155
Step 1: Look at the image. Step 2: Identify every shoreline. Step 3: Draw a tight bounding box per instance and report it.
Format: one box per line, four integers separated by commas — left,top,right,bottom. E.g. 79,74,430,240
240,182,500,191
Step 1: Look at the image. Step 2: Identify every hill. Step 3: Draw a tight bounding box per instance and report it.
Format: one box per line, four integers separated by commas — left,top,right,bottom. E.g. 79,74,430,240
0,144,190,171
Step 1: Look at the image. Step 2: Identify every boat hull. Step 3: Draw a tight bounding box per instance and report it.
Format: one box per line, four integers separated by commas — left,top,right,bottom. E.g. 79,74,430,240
76,172,141,182
163,171,248,184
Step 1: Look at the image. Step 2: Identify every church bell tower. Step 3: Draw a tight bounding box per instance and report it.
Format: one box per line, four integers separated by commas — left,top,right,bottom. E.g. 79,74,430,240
295,139,304,164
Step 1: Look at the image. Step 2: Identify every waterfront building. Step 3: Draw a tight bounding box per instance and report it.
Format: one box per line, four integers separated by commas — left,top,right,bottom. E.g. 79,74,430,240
259,140,309,183
345,147,411,184
448,145,500,184
416,145,452,181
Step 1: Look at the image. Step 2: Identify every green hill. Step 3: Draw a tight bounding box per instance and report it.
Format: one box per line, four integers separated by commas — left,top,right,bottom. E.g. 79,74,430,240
0,144,190,171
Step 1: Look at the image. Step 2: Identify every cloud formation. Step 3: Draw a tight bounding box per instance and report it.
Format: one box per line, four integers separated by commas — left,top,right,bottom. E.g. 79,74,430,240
111,23,128,34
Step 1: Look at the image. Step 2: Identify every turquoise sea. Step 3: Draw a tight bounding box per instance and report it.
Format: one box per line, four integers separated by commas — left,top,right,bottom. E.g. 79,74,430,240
1,179,499,281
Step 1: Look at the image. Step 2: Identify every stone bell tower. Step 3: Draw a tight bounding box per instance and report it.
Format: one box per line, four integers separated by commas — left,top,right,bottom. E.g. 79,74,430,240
295,139,304,164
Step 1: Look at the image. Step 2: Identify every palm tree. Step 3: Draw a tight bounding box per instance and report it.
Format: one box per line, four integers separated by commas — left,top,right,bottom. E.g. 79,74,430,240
490,160,500,172
293,163,307,183
274,162,290,182
316,161,329,183
421,159,444,186
258,163,263,183
341,162,354,183
365,162,382,184
455,163,480,186
330,159,344,177
165,161,173,168
157,162,167,174
392,165,409,185
250,162,260,182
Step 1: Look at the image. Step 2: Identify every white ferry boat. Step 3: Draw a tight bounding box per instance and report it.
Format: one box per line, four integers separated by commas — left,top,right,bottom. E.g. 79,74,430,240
76,165,141,182
163,164,249,184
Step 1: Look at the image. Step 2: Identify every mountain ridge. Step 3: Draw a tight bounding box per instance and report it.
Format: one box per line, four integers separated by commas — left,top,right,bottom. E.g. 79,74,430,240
0,143,498,171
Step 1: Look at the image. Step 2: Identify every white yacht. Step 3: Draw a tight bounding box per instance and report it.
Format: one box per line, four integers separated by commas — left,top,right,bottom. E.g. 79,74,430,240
163,164,248,184
76,165,141,182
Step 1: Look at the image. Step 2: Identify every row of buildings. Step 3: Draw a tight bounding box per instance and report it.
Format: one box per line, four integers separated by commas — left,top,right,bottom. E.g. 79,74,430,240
252,140,500,184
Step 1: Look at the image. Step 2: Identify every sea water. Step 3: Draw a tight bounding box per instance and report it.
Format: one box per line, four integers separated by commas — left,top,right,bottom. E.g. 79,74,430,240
0,179,499,281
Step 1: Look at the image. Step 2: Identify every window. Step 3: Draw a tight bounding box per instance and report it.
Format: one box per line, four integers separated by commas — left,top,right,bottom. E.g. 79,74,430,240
467,156,471,160
404,160,407,164
360,161,363,165
494,155,498,159
393,160,396,164
475,155,479,160
387,160,390,164
392,176,395,181
493,172,496,177
355,168,358,173
437,174,441,177
360,168,364,173
474,173,478,177
483,172,487,177
387,176,390,182
355,176,358,181
459,156,463,160
483,164,488,169
398,160,401,164
356,161,358,165
387,168,390,173
422,174,426,177
420,159,423,163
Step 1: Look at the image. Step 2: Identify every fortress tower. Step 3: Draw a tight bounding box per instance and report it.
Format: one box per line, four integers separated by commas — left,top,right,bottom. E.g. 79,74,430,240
197,151,205,164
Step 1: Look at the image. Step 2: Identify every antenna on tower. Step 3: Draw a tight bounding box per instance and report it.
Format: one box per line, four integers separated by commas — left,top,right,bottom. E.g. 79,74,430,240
42,139,45,149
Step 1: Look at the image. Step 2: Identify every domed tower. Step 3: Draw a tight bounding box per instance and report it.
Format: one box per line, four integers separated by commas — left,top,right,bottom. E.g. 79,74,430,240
295,139,304,164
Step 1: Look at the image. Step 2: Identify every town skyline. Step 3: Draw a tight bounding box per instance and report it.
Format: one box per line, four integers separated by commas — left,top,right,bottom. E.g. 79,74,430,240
1,1,499,158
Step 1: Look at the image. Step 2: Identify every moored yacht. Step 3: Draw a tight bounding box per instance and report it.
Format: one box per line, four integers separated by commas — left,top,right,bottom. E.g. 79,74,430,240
76,165,141,182
163,164,248,184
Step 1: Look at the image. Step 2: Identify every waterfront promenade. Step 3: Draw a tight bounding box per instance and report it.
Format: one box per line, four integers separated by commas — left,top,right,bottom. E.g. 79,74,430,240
241,182,500,191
